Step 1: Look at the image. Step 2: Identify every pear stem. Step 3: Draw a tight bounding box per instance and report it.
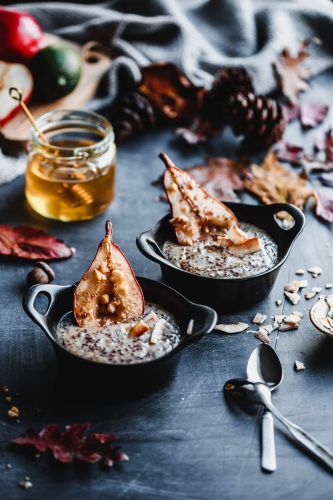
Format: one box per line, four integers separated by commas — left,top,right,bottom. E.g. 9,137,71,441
105,220,113,237
159,152,176,170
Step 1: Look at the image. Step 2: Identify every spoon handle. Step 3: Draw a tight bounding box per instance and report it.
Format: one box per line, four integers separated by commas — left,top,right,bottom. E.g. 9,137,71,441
262,410,277,472
258,385,333,472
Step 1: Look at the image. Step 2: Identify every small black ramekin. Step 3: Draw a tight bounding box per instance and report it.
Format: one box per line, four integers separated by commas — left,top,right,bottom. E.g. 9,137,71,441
22,277,217,393
137,203,305,312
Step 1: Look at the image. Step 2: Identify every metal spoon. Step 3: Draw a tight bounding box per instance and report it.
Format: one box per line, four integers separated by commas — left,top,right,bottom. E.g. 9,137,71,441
247,344,283,472
224,378,333,473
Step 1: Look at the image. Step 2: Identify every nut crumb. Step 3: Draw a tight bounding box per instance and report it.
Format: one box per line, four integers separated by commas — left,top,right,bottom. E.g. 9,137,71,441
275,299,282,306
18,479,33,490
295,268,305,275
294,360,305,371
252,313,267,325
7,406,19,419
254,330,270,344
305,292,316,300
284,291,301,305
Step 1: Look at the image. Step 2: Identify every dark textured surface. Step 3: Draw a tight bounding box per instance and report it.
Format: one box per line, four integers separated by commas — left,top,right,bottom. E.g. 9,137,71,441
1,71,333,499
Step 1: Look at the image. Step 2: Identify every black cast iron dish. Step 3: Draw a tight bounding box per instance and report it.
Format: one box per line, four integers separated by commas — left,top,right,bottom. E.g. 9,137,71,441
22,277,217,392
137,203,305,312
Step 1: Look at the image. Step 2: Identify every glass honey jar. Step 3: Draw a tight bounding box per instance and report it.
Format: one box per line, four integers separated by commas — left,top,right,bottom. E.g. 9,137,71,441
25,110,116,222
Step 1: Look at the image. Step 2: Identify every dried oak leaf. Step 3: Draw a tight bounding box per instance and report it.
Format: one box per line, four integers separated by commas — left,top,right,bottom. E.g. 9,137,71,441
273,39,313,104
0,225,74,260
315,190,333,223
275,142,309,166
187,157,249,201
300,102,329,128
244,151,313,209
12,423,128,467
139,63,202,120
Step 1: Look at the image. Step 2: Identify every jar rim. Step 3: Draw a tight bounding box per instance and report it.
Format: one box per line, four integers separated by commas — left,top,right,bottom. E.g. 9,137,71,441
32,109,114,155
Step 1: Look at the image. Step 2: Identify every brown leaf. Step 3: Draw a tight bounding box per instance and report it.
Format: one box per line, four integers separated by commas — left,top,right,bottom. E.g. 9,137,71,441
244,151,313,209
0,225,74,260
315,190,333,222
273,39,313,104
187,158,249,201
12,423,128,467
139,63,202,120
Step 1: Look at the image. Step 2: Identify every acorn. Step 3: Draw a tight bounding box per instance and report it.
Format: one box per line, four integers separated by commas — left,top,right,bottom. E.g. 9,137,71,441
26,261,55,286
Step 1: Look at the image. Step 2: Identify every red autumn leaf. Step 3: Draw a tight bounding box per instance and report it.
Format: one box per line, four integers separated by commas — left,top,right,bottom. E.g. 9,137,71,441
186,157,248,201
300,102,329,128
0,225,74,260
139,63,202,120
275,142,309,166
315,190,333,223
273,39,313,104
12,423,129,467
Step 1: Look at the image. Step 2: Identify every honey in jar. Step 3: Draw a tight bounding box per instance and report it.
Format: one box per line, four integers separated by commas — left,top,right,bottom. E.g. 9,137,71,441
25,110,116,222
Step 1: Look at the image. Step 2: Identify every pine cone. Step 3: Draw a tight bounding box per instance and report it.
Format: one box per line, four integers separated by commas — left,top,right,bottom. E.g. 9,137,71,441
112,92,157,144
204,67,254,122
227,93,286,150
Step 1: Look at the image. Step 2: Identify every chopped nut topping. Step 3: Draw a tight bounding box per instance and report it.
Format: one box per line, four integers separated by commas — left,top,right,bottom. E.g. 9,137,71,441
143,310,159,326
295,268,305,275
129,320,150,337
100,261,109,274
254,330,270,344
308,266,322,276
252,313,267,325
8,406,19,419
305,292,317,300
284,280,308,293
260,324,273,335
312,287,322,293
292,310,304,318
276,299,282,306
284,313,302,325
18,479,33,490
325,283,333,289
94,269,107,281
99,294,110,305
284,291,301,305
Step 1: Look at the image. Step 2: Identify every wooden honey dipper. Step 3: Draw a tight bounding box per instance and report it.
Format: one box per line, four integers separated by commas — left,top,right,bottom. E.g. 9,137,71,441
9,87,94,208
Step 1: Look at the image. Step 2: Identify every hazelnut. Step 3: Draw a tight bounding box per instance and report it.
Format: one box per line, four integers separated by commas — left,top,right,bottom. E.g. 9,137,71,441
99,294,110,305
26,261,55,286
8,406,19,419
94,269,107,281
100,261,108,274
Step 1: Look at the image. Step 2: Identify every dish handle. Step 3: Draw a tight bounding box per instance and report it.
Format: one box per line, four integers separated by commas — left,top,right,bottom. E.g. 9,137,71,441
22,283,74,334
266,203,306,241
184,304,217,346
136,230,177,268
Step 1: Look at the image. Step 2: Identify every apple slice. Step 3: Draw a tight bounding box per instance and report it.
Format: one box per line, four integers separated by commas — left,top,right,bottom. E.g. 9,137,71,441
0,62,33,126
74,221,144,327
160,153,261,252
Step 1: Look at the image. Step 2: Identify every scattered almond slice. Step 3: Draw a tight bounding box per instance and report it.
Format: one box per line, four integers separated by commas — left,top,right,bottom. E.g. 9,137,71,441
279,322,299,331
284,291,301,305
284,313,302,325
305,291,317,299
295,268,305,275
143,310,159,327
186,318,194,335
275,299,282,306
326,295,333,317
254,330,270,344
325,283,333,289
215,322,249,334
150,318,168,345
284,279,308,293
312,287,322,293
129,320,150,337
308,266,322,276
273,314,286,329
294,360,305,371
260,324,273,335
252,313,267,325
292,311,304,318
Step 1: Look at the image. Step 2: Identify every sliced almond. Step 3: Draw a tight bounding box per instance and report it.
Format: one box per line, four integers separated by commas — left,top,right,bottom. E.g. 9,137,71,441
150,318,168,344
308,266,322,276
284,280,300,293
254,330,270,344
129,320,150,337
186,318,194,335
325,283,333,289
252,313,267,325
292,310,304,318
94,269,107,281
215,322,248,334
143,310,159,326
279,322,299,331
284,313,302,325
284,291,301,305
305,292,316,300
260,324,273,335
312,287,322,293
294,360,305,371
275,299,282,306
295,268,305,275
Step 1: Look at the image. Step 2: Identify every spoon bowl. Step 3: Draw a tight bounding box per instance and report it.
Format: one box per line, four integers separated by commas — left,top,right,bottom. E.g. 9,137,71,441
246,344,283,389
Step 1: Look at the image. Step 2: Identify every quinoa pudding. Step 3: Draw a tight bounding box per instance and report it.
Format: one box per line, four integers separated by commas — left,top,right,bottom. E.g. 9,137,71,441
57,302,181,365
163,222,278,279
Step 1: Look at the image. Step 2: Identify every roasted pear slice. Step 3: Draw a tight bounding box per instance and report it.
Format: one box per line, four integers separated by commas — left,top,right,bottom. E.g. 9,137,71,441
160,152,261,253
74,221,144,327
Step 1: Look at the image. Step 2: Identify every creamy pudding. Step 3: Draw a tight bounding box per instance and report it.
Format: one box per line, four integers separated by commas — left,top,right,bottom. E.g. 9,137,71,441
57,302,181,364
163,223,278,279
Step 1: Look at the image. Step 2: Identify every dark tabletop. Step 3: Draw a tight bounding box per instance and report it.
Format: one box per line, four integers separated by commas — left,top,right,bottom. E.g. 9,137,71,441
1,70,333,500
